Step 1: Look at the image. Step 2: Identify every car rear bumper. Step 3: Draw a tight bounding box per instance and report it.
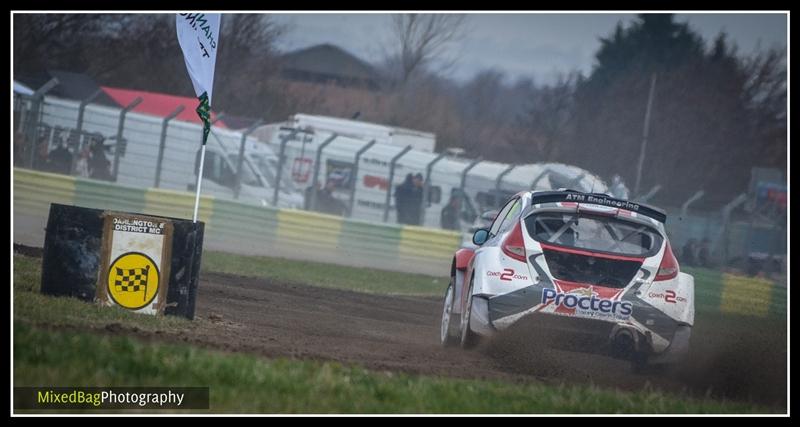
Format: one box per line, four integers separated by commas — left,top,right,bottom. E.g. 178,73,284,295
476,293,689,360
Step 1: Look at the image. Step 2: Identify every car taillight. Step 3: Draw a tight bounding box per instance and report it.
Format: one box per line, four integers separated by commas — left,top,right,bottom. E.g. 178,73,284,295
655,241,679,281
501,221,527,263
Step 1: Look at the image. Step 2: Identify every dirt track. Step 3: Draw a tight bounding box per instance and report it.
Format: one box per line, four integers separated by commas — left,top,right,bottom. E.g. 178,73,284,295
137,271,784,409
15,238,785,409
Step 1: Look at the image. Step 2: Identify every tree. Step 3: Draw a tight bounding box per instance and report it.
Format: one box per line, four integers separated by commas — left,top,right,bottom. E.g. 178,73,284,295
213,14,287,117
567,14,786,208
383,14,467,86
455,69,509,156
14,13,289,120
508,72,580,162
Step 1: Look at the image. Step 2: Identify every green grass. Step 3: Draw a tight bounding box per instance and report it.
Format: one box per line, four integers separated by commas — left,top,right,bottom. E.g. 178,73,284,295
201,251,447,296
12,253,786,413
14,254,195,334
14,323,776,414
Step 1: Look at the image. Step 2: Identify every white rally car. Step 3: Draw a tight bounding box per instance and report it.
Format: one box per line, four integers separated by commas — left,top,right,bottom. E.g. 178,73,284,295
440,190,694,371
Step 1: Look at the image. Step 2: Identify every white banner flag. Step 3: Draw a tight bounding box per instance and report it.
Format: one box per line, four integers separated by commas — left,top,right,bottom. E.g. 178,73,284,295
176,13,221,222
176,12,220,105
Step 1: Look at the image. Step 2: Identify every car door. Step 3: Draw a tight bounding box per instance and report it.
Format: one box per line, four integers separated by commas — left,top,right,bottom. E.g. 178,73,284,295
461,196,521,309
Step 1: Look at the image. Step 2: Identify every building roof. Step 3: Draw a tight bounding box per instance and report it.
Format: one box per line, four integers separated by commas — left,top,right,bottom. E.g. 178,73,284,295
280,44,380,89
16,70,119,107
101,86,227,128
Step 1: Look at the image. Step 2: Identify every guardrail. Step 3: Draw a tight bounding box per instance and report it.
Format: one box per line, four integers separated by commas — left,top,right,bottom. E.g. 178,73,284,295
13,168,785,317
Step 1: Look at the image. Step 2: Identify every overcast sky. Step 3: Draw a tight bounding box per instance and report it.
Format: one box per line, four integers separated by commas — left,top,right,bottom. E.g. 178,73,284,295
270,12,788,85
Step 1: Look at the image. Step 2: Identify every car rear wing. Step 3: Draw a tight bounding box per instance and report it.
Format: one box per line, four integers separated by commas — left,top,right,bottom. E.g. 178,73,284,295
529,190,668,223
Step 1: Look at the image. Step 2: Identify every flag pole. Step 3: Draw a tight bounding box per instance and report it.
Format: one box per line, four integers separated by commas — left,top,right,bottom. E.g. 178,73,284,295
192,92,211,223
193,144,206,223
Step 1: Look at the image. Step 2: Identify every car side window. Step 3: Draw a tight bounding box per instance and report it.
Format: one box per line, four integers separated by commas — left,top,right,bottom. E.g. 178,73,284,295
489,197,519,236
497,199,522,234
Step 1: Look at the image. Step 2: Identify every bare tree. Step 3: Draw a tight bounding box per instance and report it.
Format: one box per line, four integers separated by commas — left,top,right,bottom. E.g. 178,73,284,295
510,72,579,162
456,69,509,156
384,14,467,85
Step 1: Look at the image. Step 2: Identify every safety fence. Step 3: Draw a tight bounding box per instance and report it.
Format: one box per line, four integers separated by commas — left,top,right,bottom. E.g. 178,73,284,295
13,168,460,275
14,168,785,317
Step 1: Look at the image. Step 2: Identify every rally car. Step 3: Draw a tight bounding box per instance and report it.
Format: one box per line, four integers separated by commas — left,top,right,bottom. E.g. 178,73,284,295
440,190,694,371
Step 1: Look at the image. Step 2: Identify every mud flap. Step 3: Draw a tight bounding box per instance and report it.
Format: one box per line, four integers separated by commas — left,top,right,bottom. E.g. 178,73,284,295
649,325,692,365
469,296,495,337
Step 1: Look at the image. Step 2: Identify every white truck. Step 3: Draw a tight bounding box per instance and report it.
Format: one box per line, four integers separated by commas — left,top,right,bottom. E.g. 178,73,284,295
254,119,614,231
286,113,437,153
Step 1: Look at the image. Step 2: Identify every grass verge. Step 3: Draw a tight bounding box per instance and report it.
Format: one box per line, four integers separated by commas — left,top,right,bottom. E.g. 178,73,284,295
201,251,446,296
14,323,776,414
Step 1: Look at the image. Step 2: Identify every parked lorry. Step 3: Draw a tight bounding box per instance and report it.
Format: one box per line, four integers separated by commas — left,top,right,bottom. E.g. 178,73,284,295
254,119,615,231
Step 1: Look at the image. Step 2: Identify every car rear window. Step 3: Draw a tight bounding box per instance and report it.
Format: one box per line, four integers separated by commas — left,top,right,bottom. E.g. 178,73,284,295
524,211,663,257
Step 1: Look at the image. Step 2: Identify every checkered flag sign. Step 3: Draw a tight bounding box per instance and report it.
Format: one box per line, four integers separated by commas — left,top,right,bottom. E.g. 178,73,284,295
115,265,150,301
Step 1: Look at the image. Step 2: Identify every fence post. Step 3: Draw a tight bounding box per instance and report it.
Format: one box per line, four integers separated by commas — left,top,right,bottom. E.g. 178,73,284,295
566,173,587,191
26,78,59,169
383,145,413,223
272,129,301,207
112,97,143,181
718,193,748,263
211,113,226,126
421,152,447,224
154,105,185,188
233,119,265,200
460,158,483,194
309,133,339,211
529,168,551,190
75,89,102,138
637,184,662,203
680,190,705,219
15,94,27,134
72,89,103,175
495,164,515,191
348,139,376,217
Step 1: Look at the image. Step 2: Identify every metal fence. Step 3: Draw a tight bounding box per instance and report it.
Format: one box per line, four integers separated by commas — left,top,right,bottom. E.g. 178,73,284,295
12,81,787,269
13,84,296,209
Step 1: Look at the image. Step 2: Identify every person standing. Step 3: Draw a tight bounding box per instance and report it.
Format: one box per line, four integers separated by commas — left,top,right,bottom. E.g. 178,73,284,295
408,173,425,225
48,142,73,175
88,140,112,181
304,181,321,210
395,174,414,224
441,193,462,230
681,238,698,267
317,180,347,216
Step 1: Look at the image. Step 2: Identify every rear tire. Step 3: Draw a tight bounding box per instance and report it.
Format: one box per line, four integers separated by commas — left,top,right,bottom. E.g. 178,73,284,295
440,281,459,347
460,275,481,349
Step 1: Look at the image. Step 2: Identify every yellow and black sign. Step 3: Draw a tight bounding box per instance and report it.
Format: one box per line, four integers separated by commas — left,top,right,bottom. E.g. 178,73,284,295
107,252,160,310
96,212,173,315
